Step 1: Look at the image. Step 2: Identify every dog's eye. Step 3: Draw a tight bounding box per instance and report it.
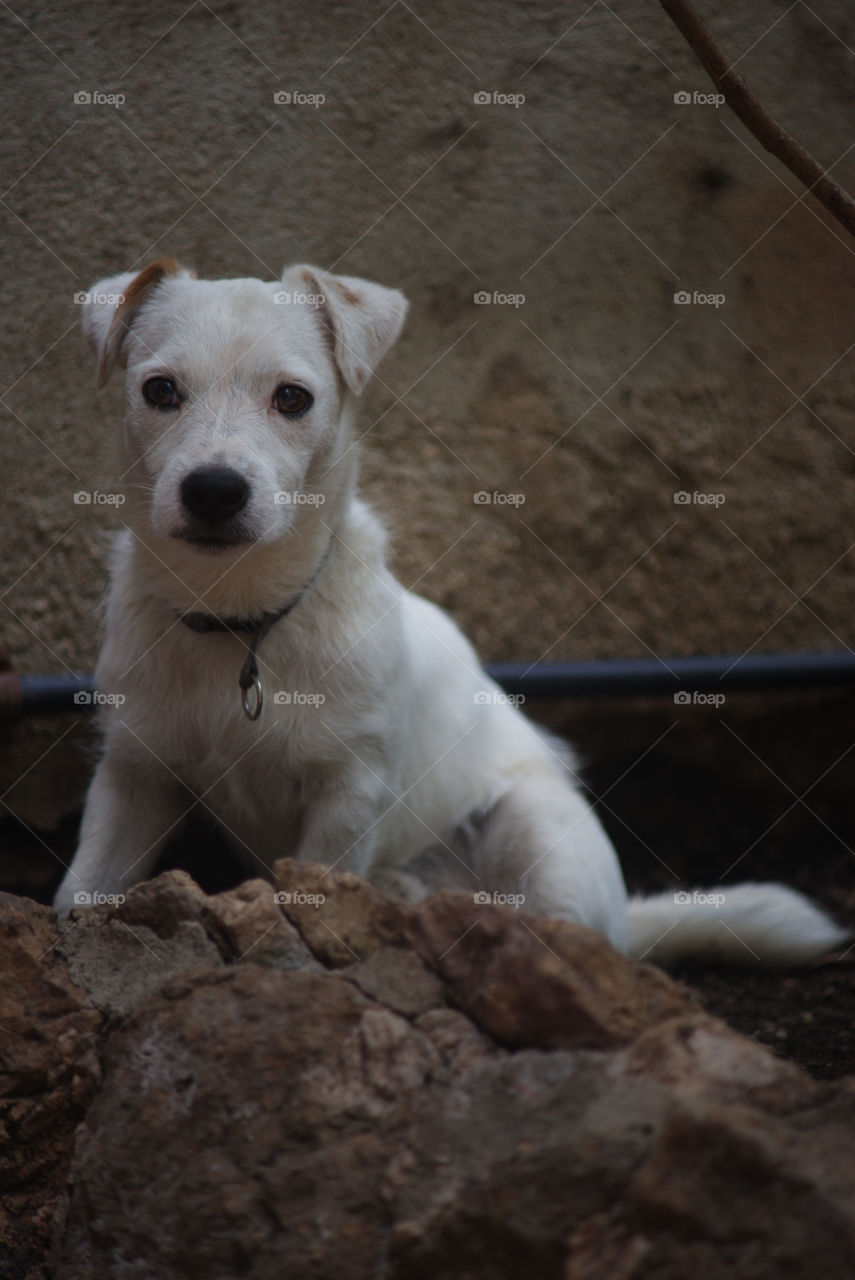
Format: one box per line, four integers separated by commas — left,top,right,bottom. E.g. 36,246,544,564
143,377,180,409
274,384,313,416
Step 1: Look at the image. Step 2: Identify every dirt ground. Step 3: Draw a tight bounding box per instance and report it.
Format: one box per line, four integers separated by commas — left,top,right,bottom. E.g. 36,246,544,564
2,685,853,1080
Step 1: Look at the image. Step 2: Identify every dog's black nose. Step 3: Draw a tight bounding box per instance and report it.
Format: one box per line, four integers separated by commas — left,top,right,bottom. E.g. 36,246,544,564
181,466,250,523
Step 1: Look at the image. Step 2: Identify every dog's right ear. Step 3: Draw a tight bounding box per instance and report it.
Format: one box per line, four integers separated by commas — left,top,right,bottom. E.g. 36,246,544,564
81,258,190,389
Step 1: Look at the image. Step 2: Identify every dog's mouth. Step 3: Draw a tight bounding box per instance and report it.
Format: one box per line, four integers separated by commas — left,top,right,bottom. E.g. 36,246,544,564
172,527,255,553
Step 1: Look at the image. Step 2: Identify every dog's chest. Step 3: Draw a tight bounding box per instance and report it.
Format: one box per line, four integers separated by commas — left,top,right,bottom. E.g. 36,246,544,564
172,698,325,787
122,635,331,812
161,701,325,859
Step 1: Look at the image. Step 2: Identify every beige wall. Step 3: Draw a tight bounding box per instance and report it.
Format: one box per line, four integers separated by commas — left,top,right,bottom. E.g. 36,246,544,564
3,1,855,822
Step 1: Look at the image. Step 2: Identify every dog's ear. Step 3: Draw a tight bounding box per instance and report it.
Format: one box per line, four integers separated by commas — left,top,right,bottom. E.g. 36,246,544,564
287,266,408,395
82,258,190,389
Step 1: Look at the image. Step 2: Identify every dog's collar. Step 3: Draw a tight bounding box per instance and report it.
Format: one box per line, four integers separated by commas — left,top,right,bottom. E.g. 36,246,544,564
177,542,331,722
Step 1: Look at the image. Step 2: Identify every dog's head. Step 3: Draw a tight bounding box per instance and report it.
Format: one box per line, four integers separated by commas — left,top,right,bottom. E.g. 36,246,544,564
82,260,407,560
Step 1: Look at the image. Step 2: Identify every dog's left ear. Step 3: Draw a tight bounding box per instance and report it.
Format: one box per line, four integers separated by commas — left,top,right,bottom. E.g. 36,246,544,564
82,258,191,388
287,265,408,395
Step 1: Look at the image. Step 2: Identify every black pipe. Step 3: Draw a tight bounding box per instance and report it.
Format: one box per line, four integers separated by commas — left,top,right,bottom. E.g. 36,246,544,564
486,650,855,699
8,651,855,717
17,673,95,715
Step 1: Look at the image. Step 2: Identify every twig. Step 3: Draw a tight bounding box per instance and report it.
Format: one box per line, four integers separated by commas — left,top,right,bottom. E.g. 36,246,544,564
660,0,855,241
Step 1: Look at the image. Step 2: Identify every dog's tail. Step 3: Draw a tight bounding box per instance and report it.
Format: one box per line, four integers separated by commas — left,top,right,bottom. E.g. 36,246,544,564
625,882,849,967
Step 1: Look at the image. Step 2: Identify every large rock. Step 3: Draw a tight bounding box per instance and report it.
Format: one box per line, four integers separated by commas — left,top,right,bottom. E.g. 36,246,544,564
1,862,854,1278
0,895,101,1279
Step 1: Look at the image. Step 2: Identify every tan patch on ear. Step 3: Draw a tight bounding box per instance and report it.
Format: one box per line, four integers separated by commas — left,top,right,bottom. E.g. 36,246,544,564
332,279,362,306
299,268,359,308
97,257,187,388
118,257,182,315
300,268,343,388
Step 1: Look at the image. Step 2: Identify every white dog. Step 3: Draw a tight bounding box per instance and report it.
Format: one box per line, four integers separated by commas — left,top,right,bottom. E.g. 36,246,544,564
53,259,847,967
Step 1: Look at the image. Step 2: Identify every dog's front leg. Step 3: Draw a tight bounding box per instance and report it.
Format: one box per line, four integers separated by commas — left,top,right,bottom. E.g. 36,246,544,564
295,767,392,879
53,754,189,916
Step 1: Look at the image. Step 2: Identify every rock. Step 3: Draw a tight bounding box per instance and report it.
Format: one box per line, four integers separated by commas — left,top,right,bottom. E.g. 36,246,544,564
57,874,224,1023
628,1101,855,1260
406,890,696,1050
61,967,440,1278
610,1014,813,1108
0,866,854,1278
567,1092,855,1279
0,894,101,1279
275,863,695,1048
342,944,445,1018
201,876,322,972
106,868,209,936
273,860,411,965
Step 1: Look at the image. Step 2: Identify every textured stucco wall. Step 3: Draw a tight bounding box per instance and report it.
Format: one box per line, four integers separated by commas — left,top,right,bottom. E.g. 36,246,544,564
2,0,855,823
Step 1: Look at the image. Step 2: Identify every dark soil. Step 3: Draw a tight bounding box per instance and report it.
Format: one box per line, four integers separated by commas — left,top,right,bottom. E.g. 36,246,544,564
669,962,855,1081
2,686,853,1079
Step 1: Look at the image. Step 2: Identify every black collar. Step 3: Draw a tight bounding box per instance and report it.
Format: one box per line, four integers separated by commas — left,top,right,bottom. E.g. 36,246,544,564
176,542,331,721
179,594,303,637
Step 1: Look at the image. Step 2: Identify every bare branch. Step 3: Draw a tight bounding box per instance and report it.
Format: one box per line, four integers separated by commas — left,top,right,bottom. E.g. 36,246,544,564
660,0,855,241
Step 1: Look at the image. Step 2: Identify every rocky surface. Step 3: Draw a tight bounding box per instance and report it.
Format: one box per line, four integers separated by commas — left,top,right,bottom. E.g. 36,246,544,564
2,862,855,1278
0,896,101,1278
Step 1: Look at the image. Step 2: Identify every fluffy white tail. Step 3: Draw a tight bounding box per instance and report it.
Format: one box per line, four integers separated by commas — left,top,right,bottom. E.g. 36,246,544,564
626,882,849,967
